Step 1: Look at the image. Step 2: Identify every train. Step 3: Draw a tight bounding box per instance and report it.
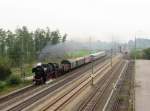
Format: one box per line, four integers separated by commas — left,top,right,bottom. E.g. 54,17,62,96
32,51,106,85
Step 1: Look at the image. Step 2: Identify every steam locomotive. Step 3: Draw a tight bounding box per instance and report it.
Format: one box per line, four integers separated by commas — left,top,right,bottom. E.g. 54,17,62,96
32,51,106,85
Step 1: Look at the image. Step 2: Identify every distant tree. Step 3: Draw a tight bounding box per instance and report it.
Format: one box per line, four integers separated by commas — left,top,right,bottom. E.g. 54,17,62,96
34,28,46,52
62,33,67,42
15,26,34,63
143,48,150,59
0,29,6,57
6,30,15,56
51,30,61,45
0,26,67,67
45,27,52,42
9,40,22,66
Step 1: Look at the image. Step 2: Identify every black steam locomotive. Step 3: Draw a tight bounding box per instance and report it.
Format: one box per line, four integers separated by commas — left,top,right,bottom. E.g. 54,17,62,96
32,51,106,85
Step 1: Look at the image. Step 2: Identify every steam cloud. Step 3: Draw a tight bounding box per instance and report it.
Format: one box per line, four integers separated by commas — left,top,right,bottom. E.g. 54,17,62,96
38,41,112,62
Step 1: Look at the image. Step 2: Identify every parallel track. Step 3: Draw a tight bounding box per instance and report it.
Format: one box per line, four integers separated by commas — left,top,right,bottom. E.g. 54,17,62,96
39,57,121,111
80,61,128,111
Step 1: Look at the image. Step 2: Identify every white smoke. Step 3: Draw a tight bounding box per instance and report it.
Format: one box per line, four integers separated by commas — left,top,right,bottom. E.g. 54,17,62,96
38,40,112,62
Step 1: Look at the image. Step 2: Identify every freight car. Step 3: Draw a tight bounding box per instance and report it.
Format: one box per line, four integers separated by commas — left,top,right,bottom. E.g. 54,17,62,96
32,51,106,85
61,56,86,72
60,51,106,73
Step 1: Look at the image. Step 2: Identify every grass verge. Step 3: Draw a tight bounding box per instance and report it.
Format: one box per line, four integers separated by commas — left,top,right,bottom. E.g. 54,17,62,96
0,80,32,96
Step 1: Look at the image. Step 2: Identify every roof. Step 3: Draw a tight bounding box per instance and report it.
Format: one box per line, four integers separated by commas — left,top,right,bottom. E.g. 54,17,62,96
90,51,105,56
61,56,85,64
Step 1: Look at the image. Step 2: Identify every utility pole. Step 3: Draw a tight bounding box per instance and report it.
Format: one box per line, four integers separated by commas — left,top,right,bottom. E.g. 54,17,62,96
21,37,25,82
110,48,113,75
91,58,94,86
134,36,136,61
89,36,94,86
111,36,113,71
111,48,113,68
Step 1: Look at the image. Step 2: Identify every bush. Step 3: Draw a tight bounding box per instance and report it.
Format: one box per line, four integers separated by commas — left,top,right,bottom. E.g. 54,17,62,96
7,75,22,85
0,57,12,80
0,64,12,80
143,48,150,59
130,49,143,59
130,48,150,60
0,81,6,91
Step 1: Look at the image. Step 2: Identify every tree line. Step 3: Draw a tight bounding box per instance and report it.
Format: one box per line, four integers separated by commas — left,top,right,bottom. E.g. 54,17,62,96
0,26,67,67
130,48,150,59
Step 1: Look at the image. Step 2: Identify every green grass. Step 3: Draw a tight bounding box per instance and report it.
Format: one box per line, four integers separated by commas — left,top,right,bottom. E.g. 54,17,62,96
11,63,35,77
66,50,91,59
0,80,32,96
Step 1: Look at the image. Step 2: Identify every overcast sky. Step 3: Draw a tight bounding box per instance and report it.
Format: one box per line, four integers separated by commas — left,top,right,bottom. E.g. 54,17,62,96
0,0,150,42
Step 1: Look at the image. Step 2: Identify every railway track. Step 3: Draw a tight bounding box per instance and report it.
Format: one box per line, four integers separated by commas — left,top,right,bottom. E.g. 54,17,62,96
34,56,121,111
80,60,128,111
0,55,109,104
81,61,127,111
8,58,113,111
0,55,113,111
0,85,34,103
108,60,134,111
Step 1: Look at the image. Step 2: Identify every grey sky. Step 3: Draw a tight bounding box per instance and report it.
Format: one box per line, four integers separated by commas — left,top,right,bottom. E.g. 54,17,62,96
0,0,150,42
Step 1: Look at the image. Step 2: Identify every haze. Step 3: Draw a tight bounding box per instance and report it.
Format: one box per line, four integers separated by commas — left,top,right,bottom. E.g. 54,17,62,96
0,0,150,42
